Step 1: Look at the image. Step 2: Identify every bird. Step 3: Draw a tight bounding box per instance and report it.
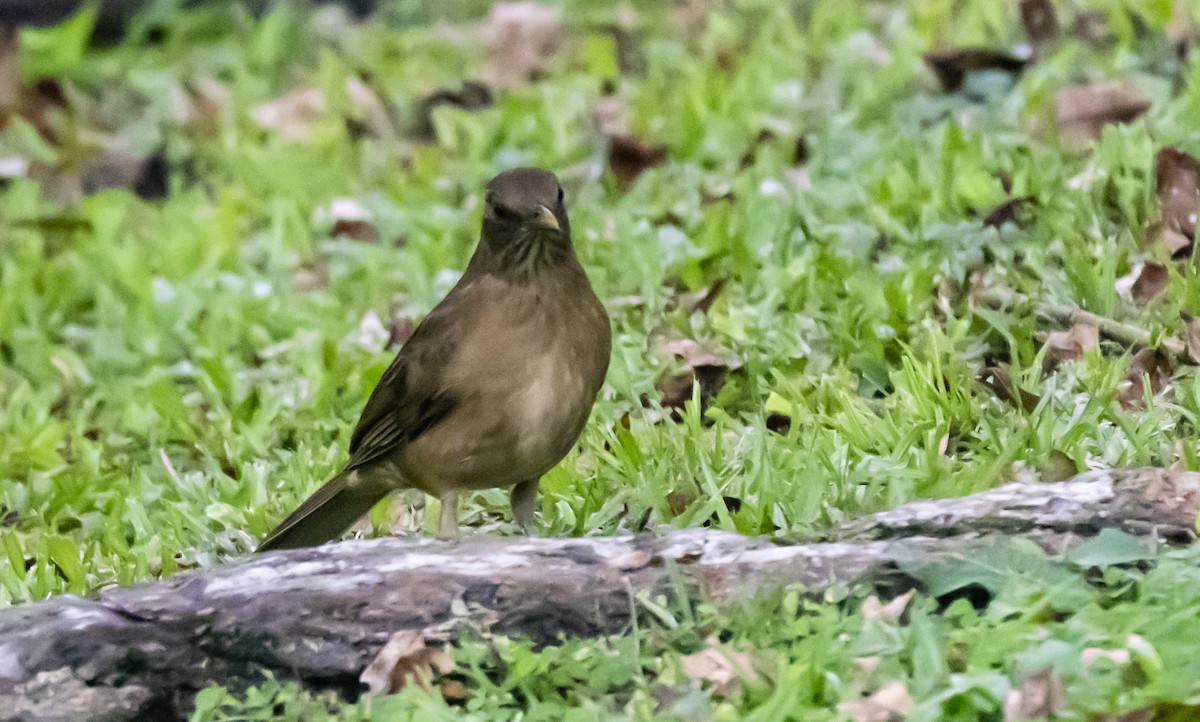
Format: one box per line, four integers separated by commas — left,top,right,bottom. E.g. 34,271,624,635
256,167,611,552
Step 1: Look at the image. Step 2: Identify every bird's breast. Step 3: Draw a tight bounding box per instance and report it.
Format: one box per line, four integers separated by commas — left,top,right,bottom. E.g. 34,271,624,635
403,270,609,491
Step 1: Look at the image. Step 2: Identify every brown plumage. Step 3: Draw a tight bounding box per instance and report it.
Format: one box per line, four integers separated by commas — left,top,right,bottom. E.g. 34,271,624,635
257,168,611,552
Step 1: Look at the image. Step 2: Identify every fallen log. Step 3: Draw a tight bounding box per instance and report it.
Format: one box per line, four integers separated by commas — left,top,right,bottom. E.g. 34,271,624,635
0,467,1195,721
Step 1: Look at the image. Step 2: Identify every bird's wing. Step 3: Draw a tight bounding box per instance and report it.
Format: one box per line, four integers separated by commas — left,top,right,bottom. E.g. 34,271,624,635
345,293,463,470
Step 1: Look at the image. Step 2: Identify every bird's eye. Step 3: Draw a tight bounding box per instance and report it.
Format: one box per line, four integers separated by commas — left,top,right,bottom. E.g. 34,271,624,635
492,202,519,222
556,187,564,203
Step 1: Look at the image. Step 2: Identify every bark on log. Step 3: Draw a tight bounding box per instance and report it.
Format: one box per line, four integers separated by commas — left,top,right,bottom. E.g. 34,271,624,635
0,467,1195,721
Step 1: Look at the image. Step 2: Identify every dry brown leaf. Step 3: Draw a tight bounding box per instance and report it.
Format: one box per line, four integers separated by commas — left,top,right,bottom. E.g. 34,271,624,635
1019,0,1059,47
1043,323,1099,370
659,338,736,372
679,640,772,699
292,263,328,293
652,338,740,411
1081,647,1131,667
837,681,914,722
79,147,169,201
1072,11,1111,45
670,278,727,315
1118,348,1173,410
482,2,562,88
1183,313,1200,365
983,196,1035,229
185,77,233,136
608,132,667,190
1055,83,1150,146
1004,670,1066,721
851,656,882,676
594,93,631,137
253,86,324,141
979,365,1041,413
923,48,1028,92
1115,261,1169,305
861,590,915,622
1143,220,1192,258
344,76,391,138
0,29,15,123
360,629,456,697
316,198,378,243
419,81,493,136
1155,147,1200,239
765,412,791,434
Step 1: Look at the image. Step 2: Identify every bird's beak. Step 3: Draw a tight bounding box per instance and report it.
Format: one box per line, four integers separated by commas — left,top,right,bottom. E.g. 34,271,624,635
530,204,561,232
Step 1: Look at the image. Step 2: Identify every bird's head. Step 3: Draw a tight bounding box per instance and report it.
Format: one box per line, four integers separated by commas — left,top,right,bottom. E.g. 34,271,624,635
478,168,572,277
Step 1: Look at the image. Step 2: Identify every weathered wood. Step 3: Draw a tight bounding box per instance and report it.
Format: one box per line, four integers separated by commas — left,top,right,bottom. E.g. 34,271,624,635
0,467,1195,721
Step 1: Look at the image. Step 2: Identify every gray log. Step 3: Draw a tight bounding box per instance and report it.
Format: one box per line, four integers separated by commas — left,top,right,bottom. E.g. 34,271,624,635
0,467,1195,721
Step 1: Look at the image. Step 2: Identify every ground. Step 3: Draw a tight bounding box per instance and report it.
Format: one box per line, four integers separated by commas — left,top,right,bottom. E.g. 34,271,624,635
2,0,1200,719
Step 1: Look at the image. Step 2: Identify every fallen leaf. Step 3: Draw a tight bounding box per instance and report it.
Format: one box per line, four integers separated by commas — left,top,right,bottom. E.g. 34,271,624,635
185,77,233,136
1054,83,1150,147
658,339,735,372
1143,220,1192,258
851,657,882,676
1117,348,1173,410
1182,313,1200,365
315,198,378,243
292,263,328,293
861,590,915,622
79,145,170,201
1081,647,1131,667
594,92,631,137
482,2,562,88
837,681,913,722
652,338,740,411
1072,11,1111,46
680,640,772,699
253,86,325,142
765,412,791,434
1019,0,1059,47
1004,670,1066,721
923,48,1028,93
667,0,711,39
344,76,391,138
670,278,727,315
983,196,1035,229
608,132,667,190
1042,324,1099,370
1155,147,1200,239
1115,262,1169,305
0,28,17,123
360,629,456,697
419,81,493,136
979,365,1041,413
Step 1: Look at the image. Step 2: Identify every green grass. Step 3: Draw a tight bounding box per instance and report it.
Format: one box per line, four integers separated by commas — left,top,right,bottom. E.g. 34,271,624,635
3,0,1200,718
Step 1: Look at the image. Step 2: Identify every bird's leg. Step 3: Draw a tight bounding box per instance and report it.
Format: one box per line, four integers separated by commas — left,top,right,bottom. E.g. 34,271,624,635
437,491,460,540
509,478,539,533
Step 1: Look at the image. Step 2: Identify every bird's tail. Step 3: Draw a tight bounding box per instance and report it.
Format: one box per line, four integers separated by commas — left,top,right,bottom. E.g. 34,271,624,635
256,471,388,552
